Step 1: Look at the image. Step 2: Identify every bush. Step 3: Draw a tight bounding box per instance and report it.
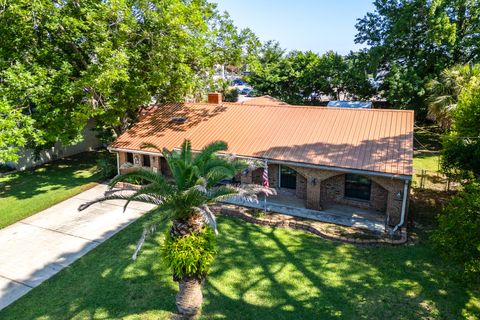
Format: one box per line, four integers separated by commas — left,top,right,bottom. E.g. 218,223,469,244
161,227,217,279
223,88,239,102
432,183,480,275
0,163,15,173
96,152,116,180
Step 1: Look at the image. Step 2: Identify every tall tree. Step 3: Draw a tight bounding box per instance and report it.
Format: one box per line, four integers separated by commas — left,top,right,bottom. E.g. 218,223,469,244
355,0,480,115
248,46,374,104
442,68,480,178
0,0,254,162
426,64,480,130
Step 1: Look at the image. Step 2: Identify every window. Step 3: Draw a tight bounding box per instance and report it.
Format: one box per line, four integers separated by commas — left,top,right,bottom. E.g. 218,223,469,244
126,152,134,164
143,154,151,167
280,165,297,189
345,174,371,201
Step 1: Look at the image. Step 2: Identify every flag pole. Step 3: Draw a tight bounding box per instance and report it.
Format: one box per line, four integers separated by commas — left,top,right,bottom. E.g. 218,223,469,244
263,159,268,213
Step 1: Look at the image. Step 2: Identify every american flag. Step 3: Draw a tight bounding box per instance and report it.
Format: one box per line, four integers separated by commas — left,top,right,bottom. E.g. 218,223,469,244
262,161,269,188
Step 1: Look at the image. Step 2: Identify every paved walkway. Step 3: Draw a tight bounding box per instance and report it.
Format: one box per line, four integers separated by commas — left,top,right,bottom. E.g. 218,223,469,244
224,197,386,233
0,184,154,310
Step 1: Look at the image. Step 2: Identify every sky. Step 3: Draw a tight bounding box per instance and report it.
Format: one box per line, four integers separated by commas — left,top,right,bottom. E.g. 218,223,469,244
213,0,376,55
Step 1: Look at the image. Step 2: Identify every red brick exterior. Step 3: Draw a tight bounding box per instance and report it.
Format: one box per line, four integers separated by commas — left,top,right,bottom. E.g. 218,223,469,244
117,151,408,226
320,174,388,212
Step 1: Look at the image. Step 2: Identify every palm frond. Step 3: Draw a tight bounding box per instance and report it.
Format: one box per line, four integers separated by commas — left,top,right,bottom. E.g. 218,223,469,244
140,142,163,153
193,140,228,168
180,140,192,165
121,184,167,211
206,166,235,186
193,205,218,234
78,191,136,211
132,207,174,260
108,168,172,192
78,188,164,212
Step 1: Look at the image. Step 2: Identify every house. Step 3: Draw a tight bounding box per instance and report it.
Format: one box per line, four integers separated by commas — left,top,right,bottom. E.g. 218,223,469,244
109,93,413,233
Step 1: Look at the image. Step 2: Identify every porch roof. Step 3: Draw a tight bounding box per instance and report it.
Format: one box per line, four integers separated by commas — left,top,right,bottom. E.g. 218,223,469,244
111,102,414,177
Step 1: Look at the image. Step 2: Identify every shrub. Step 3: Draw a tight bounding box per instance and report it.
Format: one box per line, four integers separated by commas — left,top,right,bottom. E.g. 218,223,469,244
161,227,217,279
432,183,480,275
96,152,117,180
0,163,15,173
253,210,266,218
223,88,239,102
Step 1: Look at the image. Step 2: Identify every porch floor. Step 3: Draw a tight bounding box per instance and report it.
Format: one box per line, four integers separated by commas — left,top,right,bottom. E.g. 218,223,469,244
224,190,387,233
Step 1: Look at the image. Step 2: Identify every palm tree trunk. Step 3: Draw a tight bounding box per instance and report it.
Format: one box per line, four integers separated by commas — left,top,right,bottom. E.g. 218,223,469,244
176,276,204,316
171,214,206,316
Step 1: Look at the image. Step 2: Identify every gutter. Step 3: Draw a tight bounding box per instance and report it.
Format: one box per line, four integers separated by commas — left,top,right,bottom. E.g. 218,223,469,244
108,147,412,181
392,179,409,234
108,147,163,157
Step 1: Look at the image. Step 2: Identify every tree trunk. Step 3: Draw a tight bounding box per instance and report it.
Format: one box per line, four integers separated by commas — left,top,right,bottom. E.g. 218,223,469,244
176,276,204,316
171,214,206,316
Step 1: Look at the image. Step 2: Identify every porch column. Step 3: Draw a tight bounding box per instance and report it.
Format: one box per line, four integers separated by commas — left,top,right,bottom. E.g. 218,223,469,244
152,155,160,173
305,179,321,210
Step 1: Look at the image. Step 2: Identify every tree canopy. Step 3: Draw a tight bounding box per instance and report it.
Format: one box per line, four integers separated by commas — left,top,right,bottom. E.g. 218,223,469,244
441,68,480,178
247,42,374,105
0,0,256,162
355,0,480,115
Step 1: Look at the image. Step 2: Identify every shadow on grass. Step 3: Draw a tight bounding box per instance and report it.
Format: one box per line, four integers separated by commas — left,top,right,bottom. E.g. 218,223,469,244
0,216,177,320
0,152,101,200
1,216,478,319
202,218,478,319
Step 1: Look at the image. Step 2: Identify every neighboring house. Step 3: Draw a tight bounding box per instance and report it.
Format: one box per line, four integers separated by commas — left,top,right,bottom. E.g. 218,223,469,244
109,93,413,232
5,119,101,171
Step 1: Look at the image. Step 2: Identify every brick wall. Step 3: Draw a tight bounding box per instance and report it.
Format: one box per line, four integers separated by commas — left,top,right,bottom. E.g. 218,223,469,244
287,165,408,226
268,164,279,188
118,151,165,175
320,174,388,212
117,151,408,226
244,164,279,187
252,168,262,185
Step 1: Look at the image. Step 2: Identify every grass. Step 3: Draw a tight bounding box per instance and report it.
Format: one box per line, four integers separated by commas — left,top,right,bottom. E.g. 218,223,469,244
0,152,101,229
414,125,443,152
413,152,440,172
1,216,478,319
413,124,442,172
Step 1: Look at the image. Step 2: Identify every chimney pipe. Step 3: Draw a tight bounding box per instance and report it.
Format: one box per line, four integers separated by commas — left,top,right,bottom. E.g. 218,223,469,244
208,92,222,104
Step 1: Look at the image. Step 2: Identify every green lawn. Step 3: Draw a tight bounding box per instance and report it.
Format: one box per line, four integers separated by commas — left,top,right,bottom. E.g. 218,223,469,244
0,152,101,229
1,216,478,319
413,152,440,172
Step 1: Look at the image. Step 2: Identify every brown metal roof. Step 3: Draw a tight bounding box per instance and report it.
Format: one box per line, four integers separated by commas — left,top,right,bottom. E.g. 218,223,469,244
111,102,414,177
240,95,290,106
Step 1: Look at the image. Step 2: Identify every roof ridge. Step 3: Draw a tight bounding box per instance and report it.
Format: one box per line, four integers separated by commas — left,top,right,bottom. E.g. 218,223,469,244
178,101,414,113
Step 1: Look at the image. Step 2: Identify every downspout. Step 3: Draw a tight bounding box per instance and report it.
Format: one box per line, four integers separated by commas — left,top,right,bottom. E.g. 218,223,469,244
116,152,120,176
392,179,409,233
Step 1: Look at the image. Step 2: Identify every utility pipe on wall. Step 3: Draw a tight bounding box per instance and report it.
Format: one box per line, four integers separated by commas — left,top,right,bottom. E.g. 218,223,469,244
392,179,409,233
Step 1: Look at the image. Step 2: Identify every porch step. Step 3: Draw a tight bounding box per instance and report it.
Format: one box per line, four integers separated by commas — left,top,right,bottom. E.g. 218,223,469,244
222,199,386,233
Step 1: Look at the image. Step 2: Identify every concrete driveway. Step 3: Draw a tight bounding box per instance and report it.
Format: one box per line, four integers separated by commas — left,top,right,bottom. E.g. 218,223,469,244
0,184,154,310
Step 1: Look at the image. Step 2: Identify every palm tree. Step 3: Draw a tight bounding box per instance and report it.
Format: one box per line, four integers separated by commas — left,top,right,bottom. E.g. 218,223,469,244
78,140,268,316
426,64,480,131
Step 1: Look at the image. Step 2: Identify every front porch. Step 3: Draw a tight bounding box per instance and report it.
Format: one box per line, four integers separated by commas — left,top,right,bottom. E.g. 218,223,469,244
224,189,388,234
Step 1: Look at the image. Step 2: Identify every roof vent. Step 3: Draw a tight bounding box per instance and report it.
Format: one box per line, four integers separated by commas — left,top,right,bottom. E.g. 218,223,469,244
171,116,187,124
